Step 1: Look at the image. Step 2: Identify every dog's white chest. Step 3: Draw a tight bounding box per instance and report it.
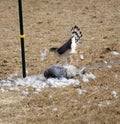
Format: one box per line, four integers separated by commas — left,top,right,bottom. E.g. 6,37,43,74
70,37,76,54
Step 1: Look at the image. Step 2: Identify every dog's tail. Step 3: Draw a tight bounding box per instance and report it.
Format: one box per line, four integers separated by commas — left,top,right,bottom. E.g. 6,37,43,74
71,25,82,42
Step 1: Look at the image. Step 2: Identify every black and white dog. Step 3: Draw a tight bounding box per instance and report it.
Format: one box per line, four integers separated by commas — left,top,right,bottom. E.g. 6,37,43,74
50,25,82,61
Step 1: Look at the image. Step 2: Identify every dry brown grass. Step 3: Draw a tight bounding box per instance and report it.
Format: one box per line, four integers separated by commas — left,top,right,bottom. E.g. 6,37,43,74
0,0,120,123
0,82,120,124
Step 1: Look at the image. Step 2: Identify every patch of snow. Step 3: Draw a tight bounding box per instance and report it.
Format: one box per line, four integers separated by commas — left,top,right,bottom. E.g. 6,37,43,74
8,87,20,91
82,105,87,112
7,76,14,81
86,73,96,79
97,103,102,108
80,54,84,60
107,65,112,69
82,105,87,109
82,75,89,82
111,91,117,98
8,73,18,80
52,107,58,112
22,89,29,96
81,72,96,83
40,49,48,61
106,101,111,105
34,88,41,93
79,67,86,74
0,65,96,95
0,87,5,92
48,95,53,99
0,74,80,95
104,61,108,64
1,80,13,87
14,75,46,88
76,88,87,95
111,51,119,56
46,78,79,88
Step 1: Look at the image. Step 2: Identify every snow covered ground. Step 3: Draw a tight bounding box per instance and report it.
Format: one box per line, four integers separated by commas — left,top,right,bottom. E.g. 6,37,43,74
0,65,96,95
0,49,119,95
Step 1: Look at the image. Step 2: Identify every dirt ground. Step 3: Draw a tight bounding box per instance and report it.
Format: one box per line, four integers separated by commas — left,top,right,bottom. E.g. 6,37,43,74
0,0,120,124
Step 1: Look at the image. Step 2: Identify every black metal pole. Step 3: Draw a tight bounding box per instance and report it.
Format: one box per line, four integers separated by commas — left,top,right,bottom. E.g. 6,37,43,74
18,0,26,78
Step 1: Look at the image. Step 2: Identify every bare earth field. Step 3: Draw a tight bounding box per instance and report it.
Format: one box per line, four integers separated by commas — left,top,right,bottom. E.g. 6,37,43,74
0,0,120,124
